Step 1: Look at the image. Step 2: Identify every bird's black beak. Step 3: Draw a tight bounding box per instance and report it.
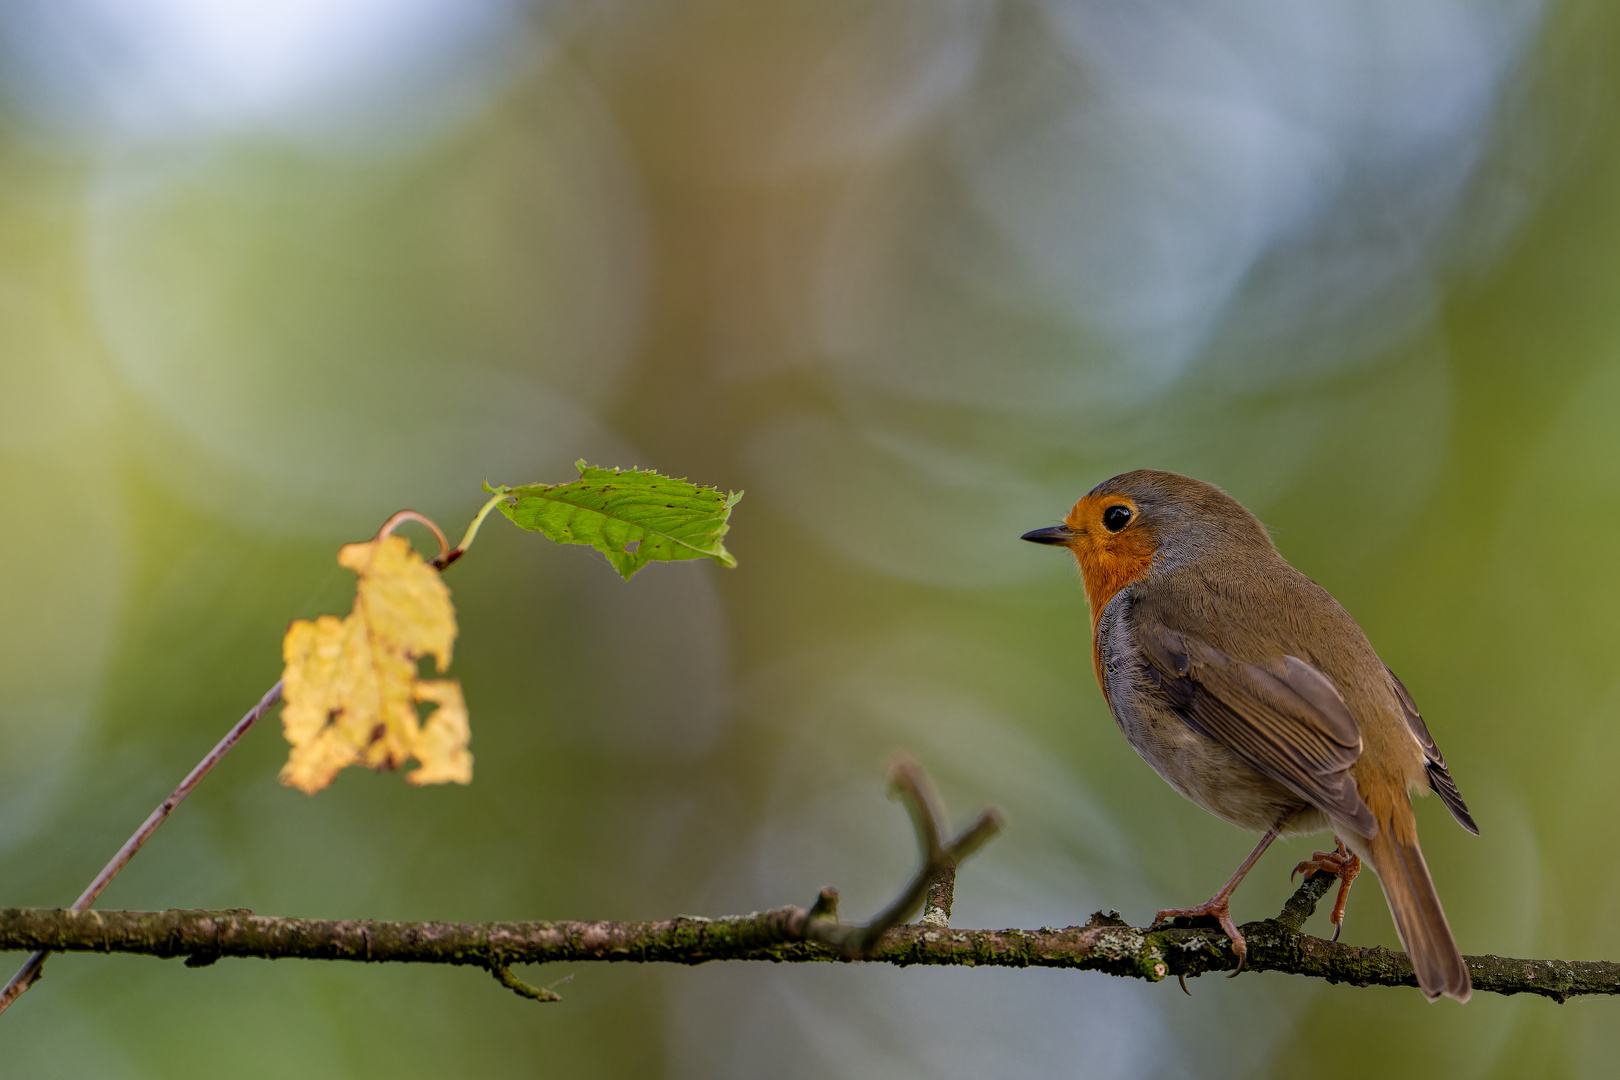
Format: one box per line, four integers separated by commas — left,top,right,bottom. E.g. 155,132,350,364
1021,525,1074,546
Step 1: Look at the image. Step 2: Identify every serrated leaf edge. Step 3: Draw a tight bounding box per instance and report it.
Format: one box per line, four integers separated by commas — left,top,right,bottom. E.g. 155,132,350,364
501,462,741,564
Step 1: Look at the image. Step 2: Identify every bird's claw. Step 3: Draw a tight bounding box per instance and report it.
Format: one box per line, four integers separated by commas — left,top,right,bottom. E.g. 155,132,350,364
1152,896,1248,976
1291,837,1362,940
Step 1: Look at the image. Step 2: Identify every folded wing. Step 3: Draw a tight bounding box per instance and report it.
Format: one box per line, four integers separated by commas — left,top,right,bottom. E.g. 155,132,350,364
1135,615,1377,837
1386,667,1479,835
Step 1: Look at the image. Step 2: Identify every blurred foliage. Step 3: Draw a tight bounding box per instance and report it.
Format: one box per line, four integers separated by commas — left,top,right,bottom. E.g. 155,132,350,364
1,0,1619,1076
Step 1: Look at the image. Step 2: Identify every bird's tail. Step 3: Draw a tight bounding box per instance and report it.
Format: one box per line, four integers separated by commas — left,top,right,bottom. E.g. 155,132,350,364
1364,810,1471,1003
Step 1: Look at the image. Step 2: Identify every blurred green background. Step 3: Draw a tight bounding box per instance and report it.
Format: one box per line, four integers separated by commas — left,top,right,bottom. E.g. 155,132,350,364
0,0,1617,1075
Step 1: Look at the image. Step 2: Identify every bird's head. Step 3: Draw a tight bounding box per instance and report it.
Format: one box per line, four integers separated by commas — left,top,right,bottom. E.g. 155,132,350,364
1022,469,1271,616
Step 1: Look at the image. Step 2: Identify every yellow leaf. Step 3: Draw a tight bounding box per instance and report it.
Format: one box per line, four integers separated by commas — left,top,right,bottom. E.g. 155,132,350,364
408,681,473,786
279,534,472,794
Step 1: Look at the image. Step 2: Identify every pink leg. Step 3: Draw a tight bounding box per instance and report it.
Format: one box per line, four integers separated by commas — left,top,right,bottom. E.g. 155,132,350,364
1151,815,1290,976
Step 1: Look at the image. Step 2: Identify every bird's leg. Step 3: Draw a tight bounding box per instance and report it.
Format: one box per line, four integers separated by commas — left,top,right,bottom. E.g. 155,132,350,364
1150,814,1290,976
1291,837,1361,942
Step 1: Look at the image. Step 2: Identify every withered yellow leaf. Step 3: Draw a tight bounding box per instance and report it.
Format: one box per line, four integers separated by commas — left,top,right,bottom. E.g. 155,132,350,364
279,534,472,794
407,680,472,786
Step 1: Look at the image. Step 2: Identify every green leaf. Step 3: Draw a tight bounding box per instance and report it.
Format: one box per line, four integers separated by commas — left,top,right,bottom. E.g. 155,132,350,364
491,461,742,580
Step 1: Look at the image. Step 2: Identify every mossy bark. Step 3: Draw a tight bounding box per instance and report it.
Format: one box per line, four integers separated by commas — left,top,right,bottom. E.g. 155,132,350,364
0,875,1612,1001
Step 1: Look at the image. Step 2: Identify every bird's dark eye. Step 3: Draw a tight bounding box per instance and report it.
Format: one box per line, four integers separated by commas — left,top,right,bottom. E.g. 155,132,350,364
1102,505,1132,532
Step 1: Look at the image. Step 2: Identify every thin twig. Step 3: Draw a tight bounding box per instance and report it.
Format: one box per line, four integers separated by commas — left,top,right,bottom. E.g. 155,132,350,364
920,863,956,927
490,964,565,1002
0,680,287,1016
0,508,469,1018
793,755,1003,958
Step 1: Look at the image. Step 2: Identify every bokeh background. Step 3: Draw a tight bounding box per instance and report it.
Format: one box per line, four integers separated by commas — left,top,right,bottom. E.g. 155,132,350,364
0,0,1616,1075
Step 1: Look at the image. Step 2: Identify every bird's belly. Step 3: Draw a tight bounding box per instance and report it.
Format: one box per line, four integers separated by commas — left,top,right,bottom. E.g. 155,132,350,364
1093,589,1326,836
1106,682,1318,834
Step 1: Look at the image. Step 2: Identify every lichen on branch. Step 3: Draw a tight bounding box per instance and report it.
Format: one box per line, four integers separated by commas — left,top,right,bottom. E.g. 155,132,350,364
1,873,1613,1003
2,759,1611,1004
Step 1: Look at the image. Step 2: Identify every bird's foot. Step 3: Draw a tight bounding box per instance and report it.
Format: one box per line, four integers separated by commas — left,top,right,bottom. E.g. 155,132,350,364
1151,895,1247,976
1291,837,1361,942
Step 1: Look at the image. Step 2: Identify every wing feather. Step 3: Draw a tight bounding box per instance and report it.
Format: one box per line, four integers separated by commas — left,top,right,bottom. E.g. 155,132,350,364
1386,667,1479,835
1135,617,1377,837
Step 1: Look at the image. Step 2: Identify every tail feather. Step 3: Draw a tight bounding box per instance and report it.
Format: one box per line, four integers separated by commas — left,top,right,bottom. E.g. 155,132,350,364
1365,826,1471,1003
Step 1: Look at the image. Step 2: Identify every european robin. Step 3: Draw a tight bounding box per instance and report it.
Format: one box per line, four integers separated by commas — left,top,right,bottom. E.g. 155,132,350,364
1024,469,1477,1002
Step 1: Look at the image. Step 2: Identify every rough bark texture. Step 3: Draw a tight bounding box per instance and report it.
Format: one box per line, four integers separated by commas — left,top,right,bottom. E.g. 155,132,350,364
1,875,1613,1002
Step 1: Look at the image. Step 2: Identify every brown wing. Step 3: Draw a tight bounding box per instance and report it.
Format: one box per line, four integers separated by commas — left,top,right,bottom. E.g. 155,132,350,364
1386,667,1479,834
1135,615,1378,837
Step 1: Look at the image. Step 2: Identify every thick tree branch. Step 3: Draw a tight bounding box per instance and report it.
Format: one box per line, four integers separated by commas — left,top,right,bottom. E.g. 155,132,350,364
0,873,1612,1002
6,731,1607,1009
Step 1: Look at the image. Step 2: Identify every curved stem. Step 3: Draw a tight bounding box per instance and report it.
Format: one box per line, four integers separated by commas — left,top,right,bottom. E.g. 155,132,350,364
374,510,450,563
434,491,509,570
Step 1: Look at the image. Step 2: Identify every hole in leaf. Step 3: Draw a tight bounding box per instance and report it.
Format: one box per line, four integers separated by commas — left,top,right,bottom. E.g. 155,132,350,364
624,540,640,553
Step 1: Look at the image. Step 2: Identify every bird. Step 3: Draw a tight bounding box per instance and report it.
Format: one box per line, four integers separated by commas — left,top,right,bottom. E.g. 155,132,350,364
1022,469,1477,1002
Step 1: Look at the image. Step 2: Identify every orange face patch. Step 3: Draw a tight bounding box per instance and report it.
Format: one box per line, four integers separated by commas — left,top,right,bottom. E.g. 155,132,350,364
1062,493,1158,690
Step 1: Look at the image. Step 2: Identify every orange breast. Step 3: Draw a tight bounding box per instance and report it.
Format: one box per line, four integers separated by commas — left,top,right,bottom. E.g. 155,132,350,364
1064,495,1158,694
